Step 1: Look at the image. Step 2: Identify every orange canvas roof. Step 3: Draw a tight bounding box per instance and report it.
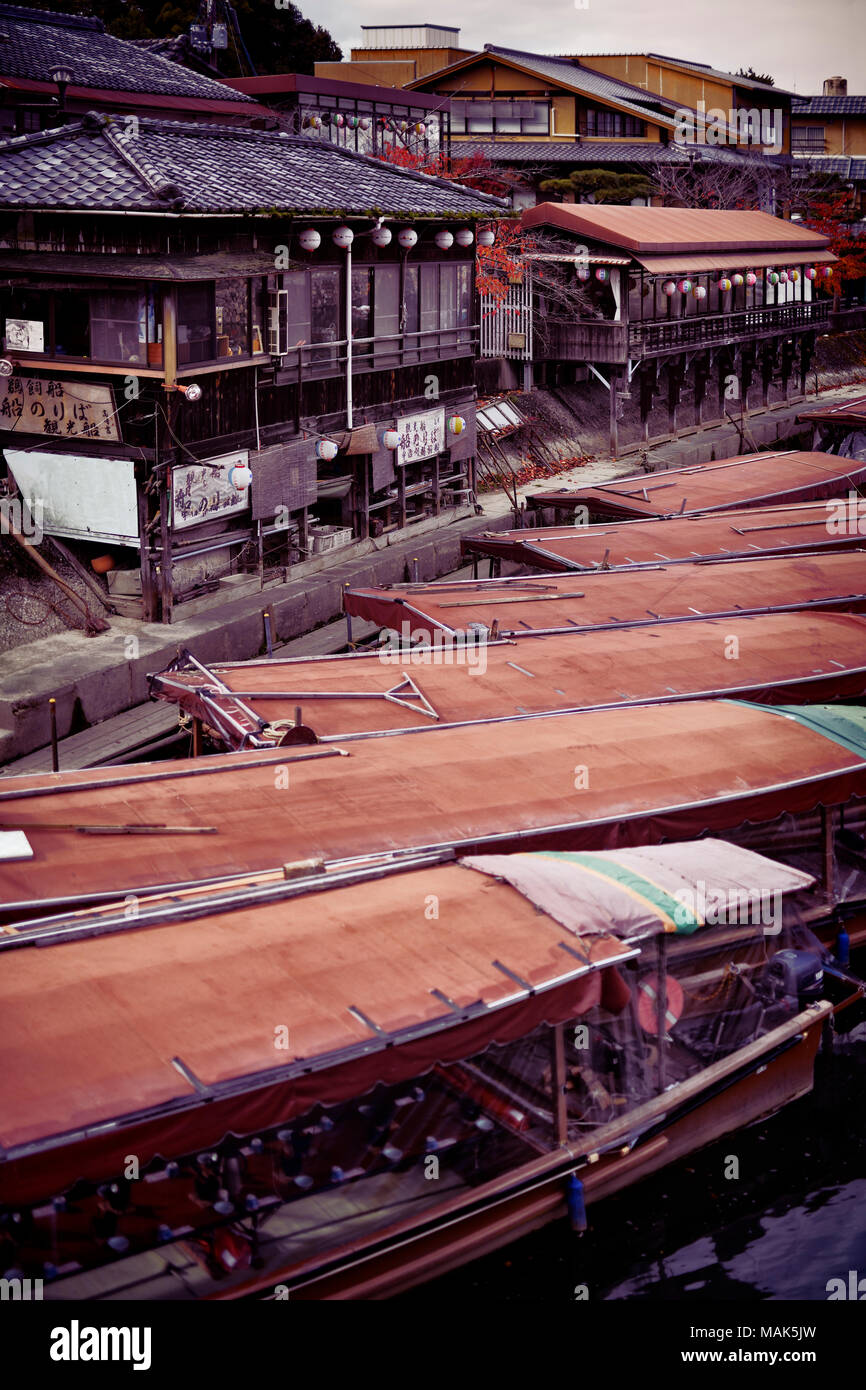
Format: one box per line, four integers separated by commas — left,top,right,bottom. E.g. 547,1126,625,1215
520,203,832,256
2,701,865,918
344,552,866,639
461,502,862,571
530,451,866,521
149,613,866,745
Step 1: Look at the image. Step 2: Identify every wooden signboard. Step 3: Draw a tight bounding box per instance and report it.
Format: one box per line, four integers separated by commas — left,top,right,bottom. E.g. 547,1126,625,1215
395,407,445,466
172,451,249,531
0,374,120,442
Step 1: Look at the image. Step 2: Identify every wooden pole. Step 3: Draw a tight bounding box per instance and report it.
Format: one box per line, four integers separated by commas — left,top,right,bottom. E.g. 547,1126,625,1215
822,806,836,902
48,697,59,772
656,934,668,1094
550,1023,569,1147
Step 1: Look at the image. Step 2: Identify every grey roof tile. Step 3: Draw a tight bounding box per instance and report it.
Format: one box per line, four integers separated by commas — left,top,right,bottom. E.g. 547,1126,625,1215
0,113,507,214
0,3,255,102
792,95,866,115
482,45,677,126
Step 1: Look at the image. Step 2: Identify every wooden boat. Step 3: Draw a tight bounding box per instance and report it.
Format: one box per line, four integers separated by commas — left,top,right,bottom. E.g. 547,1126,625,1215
1,837,862,1300
461,500,863,573
342,551,866,642
526,450,866,522
147,612,866,748
3,701,866,926
799,394,866,457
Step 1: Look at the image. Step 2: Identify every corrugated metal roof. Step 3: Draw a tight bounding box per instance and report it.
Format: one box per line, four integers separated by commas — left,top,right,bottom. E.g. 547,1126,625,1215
636,249,836,272
521,202,831,255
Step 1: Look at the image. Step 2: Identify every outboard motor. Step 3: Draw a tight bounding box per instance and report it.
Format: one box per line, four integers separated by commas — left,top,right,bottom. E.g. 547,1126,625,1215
764,949,824,1012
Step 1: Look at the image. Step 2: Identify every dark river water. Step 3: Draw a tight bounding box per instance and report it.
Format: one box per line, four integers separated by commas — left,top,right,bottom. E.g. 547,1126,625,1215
403,1026,866,1303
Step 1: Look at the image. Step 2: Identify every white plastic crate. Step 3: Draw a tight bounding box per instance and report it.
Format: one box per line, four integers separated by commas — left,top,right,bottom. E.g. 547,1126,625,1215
309,524,353,554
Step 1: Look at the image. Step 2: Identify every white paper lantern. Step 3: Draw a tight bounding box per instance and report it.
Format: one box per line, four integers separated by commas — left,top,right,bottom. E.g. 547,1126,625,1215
398,227,418,249
372,225,392,247
693,284,707,300
455,228,474,247
382,429,400,450
477,229,495,247
359,116,371,130
229,463,252,491
316,439,339,461
298,228,321,252
778,270,789,284
435,229,454,249
662,279,677,295
332,225,354,249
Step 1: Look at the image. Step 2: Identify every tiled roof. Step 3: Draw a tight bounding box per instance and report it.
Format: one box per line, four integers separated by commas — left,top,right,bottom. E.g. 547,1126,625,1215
793,153,866,181
0,113,508,214
792,95,866,115
481,45,677,127
0,2,255,101
458,139,772,167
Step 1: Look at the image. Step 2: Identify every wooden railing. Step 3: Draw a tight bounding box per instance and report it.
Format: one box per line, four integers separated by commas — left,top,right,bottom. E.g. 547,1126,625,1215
275,326,478,385
629,300,831,354
533,319,629,365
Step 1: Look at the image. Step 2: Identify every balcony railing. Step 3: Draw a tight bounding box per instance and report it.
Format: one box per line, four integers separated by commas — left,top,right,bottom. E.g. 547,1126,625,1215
629,300,831,354
275,326,478,384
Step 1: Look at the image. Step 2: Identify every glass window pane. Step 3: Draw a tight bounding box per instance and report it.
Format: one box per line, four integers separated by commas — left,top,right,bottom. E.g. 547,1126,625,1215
215,278,249,358
352,266,372,343
439,264,457,330
90,289,147,363
310,267,340,369
373,264,400,364
54,290,90,357
178,284,214,364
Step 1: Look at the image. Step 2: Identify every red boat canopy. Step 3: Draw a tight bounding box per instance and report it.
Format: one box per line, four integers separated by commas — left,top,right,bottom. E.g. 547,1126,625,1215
528,451,866,521
461,502,861,571
148,612,866,745
2,702,866,920
344,551,866,640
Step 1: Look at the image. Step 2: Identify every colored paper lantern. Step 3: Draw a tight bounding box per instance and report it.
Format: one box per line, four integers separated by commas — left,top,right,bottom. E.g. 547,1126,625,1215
332,225,354,248
822,265,833,277
693,284,707,299
382,429,400,450
414,122,426,134
745,272,757,286
805,266,817,280
435,229,454,250
789,269,799,282
732,273,744,287
678,279,693,294
477,229,496,247
333,113,344,127
717,278,732,292
229,463,252,491
398,227,418,249
316,440,339,461
298,228,321,252
662,279,677,296
778,270,789,284
372,226,392,247
595,267,608,282
577,266,592,281
455,228,474,247
448,415,466,435
767,271,779,284
306,114,321,130
347,115,359,129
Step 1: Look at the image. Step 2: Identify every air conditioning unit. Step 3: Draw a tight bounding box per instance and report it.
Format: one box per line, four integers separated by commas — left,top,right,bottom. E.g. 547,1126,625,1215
268,289,288,357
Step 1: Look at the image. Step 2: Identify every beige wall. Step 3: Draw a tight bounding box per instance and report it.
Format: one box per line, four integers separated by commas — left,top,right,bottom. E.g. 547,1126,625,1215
314,59,417,87
792,114,866,155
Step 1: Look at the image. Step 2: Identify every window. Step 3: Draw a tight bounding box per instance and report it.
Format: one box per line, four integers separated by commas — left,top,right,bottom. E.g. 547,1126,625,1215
792,126,825,152
310,267,340,367
215,278,249,358
584,106,646,138
373,264,400,366
451,99,549,136
351,266,372,345
177,284,213,365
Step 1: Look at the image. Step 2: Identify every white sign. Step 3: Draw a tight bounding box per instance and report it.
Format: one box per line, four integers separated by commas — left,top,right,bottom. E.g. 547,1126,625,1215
395,407,445,466
5,318,44,353
5,449,139,545
172,451,249,531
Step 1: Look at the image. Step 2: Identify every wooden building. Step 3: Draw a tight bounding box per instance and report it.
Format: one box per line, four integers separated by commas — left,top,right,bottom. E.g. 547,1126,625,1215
513,203,835,450
0,113,504,622
0,3,270,136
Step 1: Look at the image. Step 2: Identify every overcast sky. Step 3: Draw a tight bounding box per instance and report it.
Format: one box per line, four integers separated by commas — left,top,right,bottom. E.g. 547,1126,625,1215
308,0,866,96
